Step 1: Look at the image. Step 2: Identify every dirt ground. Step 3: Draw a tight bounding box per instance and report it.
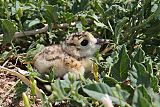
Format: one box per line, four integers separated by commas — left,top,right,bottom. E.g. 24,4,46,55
0,72,41,107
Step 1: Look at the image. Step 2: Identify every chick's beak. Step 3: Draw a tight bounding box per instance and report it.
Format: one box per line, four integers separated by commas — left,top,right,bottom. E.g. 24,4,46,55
96,38,112,45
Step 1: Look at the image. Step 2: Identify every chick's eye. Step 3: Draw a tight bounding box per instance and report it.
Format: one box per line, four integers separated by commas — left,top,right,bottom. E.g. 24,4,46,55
81,39,88,46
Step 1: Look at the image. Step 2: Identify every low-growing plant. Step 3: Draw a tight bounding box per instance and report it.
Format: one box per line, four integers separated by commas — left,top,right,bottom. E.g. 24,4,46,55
0,0,160,107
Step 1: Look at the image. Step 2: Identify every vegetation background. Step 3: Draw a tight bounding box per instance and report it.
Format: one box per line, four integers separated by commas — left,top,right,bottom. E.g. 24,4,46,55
0,0,160,107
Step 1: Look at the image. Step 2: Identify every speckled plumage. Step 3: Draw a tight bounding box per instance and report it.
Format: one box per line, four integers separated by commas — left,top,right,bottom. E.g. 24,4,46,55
33,31,109,79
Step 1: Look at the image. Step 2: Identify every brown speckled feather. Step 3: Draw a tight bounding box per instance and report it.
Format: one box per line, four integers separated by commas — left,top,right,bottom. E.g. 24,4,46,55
33,31,109,79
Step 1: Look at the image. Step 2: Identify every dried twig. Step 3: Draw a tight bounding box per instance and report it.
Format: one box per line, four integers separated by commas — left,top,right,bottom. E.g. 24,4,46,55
14,24,49,38
13,22,76,38
0,22,76,40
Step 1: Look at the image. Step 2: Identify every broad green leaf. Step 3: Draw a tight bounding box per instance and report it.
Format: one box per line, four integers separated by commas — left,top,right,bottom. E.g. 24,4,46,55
23,18,41,29
83,83,112,95
49,80,67,101
150,76,159,92
112,85,130,101
137,86,152,103
83,83,112,105
1,19,17,43
102,76,118,87
28,18,40,28
132,47,145,63
83,83,130,106
133,62,150,87
132,89,151,107
111,45,131,81
128,69,137,87
44,5,59,24
149,88,160,107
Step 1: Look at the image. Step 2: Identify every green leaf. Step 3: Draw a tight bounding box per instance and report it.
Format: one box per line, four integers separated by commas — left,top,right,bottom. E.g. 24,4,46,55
80,15,88,26
48,68,55,83
151,4,158,12
87,14,99,22
132,47,145,63
150,76,159,92
15,82,28,98
44,5,59,24
102,76,118,87
71,0,89,14
156,63,160,71
17,7,23,18
23,18,41,29
149,88,160,107
128,69,137,87
132,87,151,107
1,19,17,43
49,80,67,101
30,77,37,96
94,21,110,30
137,86,152,103
94,1,105,16
83,83,112,96
120,83,134,100
145,58,153,75
115,17,129,44
111,45,131,81
62,12,74,22
112,84,130,101
22,93,30,107
0,50,13,61
83,83,112,101
40,90,52,107
28,18,40,28
88,14,112,32
83,83,130,106
27,44,44,58
133,62,150,87
76,21,83,32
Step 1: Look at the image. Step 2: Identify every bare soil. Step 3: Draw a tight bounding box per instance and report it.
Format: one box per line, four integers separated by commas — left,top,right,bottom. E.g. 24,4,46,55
0,72,41,107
